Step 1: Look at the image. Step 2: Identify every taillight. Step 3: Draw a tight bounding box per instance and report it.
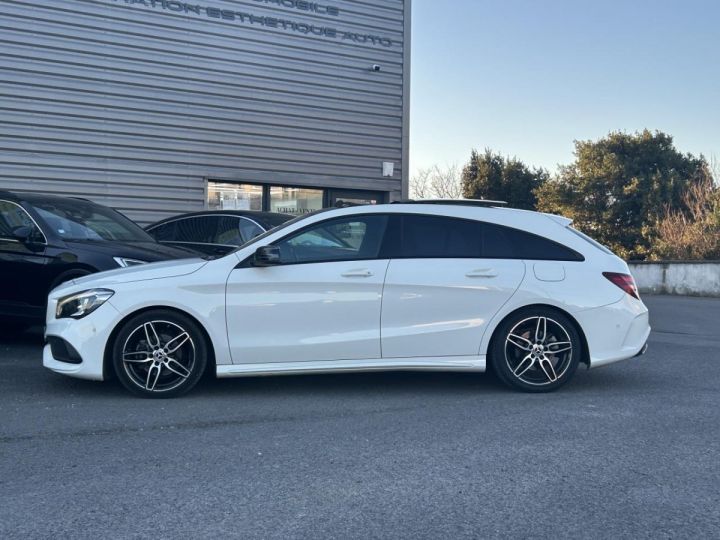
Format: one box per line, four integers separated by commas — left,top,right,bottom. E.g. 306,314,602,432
603,272,640,299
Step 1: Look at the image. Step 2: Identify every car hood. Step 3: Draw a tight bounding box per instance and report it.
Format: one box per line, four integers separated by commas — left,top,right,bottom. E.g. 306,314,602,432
54,258,208,295
63,240,197,261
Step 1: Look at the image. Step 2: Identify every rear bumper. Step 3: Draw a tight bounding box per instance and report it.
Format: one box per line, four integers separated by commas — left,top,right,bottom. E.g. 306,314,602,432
574,295,651,369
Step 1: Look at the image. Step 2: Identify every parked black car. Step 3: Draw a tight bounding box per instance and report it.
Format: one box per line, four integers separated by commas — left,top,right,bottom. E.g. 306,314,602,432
0,191,195,330
145,210,292,256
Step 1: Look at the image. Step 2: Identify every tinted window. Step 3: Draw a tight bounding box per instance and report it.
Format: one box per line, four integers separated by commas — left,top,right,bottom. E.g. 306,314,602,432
148,221,177,242
175,216,217,243
214,217,244,246
389,215,583,261
275,215,388,264
486,224,583,261
397,215,482,258
0,201,45,243
236,218,264,243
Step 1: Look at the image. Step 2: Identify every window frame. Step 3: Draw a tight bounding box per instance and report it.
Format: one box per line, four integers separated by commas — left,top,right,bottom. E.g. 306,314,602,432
239,212,584,268
382,214,585,262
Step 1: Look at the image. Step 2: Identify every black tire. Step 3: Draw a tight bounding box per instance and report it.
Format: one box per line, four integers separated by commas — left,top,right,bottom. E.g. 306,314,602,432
112,309,208,398
490,307,581,393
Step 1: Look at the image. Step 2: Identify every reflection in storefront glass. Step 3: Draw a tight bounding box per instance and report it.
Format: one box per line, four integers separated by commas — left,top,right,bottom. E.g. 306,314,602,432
270,187,324,216
208,182,263,211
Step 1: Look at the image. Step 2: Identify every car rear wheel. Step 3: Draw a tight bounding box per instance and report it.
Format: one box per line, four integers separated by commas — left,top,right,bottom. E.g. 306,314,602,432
112,310,207,398
490,308,581,393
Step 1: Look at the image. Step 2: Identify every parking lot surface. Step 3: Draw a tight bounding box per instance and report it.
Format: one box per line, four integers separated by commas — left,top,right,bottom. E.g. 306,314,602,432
1,295,719,539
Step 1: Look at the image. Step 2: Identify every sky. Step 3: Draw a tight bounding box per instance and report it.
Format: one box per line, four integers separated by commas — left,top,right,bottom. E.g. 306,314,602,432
409,0,720,176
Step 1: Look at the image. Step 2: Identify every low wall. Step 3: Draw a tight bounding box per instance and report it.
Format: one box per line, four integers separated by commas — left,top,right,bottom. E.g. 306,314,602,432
628,261,720,297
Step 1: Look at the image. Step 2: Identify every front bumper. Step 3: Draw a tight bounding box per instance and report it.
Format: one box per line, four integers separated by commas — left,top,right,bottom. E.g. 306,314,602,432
43,300,121,381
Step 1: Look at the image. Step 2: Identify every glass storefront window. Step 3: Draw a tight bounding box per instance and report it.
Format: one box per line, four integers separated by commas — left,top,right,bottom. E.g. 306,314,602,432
208,182,263,211
270,187,324,216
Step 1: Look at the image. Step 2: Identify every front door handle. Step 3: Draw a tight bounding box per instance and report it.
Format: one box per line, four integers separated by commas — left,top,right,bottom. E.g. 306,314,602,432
341,269,374,278
466,268,498,278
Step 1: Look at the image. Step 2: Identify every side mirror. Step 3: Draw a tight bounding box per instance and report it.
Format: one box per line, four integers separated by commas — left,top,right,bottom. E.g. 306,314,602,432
253,245,281,267
12,226,33,243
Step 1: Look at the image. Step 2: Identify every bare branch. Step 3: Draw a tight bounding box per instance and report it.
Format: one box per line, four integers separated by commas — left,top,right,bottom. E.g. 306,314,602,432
410,164,462,200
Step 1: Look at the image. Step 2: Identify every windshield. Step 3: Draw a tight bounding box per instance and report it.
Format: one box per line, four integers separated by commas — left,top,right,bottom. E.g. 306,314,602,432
29,198,154,242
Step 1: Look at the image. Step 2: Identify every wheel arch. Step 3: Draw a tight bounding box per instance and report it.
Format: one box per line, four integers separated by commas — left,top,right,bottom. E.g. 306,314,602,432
103,305,217,380
485,303,590,367
49,265,97,291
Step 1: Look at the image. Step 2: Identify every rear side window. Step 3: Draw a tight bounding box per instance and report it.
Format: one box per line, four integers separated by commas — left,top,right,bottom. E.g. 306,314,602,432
386,215,583,261
394,215,481,258
175,216,217,243
147,221,177,242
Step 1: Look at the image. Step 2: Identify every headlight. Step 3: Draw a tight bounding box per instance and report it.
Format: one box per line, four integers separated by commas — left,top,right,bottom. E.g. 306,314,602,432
114,257,146,268
56,289,114,319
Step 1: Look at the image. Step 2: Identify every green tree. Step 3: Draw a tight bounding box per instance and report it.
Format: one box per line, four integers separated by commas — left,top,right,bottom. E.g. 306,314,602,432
536,130,712,260
461,149,548,210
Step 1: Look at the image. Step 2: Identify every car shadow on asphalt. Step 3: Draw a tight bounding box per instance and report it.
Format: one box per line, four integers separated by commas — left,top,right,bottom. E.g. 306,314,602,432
35,363,653,402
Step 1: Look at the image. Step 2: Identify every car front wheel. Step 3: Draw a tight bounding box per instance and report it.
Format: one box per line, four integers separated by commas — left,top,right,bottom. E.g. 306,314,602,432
490,308,581,393
112,310,208,398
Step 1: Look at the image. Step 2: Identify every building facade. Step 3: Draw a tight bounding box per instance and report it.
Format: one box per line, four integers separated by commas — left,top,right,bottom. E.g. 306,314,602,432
0,0,410,224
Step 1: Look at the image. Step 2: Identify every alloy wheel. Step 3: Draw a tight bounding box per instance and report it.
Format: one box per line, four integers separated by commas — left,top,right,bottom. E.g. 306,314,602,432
504,316,574,386
122,320,196,393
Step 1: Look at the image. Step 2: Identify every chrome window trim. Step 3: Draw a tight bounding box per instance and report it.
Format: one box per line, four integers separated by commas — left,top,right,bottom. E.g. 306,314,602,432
0,199,48,245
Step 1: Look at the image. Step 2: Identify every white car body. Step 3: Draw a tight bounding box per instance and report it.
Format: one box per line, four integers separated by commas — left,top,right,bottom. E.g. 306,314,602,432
43,203,650,392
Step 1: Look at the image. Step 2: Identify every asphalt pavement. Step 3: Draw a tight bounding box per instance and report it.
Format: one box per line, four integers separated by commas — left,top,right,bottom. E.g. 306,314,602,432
1,295,718,539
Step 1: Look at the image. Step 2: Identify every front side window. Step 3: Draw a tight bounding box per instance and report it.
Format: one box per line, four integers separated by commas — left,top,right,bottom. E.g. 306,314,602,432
0,201,45,243
29,198,151,242
275,215,388,264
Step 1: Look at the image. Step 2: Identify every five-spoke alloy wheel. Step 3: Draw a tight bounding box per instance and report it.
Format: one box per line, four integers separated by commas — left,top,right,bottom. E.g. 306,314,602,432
112,310,208,398
491,308,581,392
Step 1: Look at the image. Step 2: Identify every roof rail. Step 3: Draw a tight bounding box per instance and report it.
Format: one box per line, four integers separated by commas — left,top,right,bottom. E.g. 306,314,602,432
393,199,508,208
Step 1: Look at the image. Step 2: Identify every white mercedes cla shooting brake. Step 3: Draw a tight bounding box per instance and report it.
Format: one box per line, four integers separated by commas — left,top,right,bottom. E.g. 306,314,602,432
43,201,650,398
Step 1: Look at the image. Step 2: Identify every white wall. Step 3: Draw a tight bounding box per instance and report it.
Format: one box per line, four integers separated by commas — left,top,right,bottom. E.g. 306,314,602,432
629,262,720,297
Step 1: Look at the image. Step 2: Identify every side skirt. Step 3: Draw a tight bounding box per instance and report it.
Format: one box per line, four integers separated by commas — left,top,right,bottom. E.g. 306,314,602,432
216,355,487,378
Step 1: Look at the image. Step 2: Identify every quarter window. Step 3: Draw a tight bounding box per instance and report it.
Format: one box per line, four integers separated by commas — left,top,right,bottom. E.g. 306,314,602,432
237,218,264,243
275,215,388,264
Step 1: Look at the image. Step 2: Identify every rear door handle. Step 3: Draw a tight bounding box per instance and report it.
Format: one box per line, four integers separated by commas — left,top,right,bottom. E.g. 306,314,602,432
466,268,498,278
341,269,374,278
